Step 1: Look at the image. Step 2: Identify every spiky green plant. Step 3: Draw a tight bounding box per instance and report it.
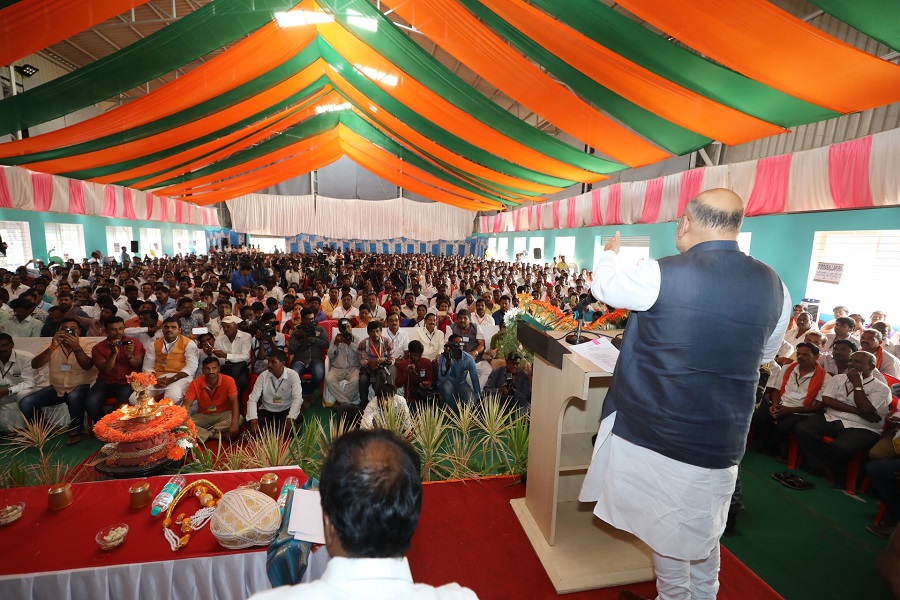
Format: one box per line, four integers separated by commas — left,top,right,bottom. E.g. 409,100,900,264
475,395,514,474
0,457,28,489
373,397,412,439
292,417,325,481
242,421,294,468
184,435,226,473
411,403,450,482
502,412,530,475
4,414,61,460
316,413,355,463
441,431,480,480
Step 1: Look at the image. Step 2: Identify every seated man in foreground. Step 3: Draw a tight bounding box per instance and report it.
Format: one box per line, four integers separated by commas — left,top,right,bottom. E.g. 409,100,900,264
250,428,477,599
184,356,240,442
795,350,891,484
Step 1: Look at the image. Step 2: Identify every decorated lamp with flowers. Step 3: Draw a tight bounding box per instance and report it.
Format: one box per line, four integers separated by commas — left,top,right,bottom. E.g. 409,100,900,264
92,371,197,469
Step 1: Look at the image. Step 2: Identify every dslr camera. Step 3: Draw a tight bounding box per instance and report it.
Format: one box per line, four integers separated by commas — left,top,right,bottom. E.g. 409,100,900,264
337,319,353,343
61,327,77,336
505,372,517,395
261,321,277,338
111,339,133,348
445,340,464,361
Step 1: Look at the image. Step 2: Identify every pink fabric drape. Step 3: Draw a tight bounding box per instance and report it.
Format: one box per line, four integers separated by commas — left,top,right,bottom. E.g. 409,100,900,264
606,184,622,225
68,179,85,215
492,213,502,234
639,177,664,223
122,188,137,220
590,188,603,226
101,186,116,217
31,172,53,212
202,208,210,226
678,168,705,216
480,215,490,233
0,168,12,208
552,200,561,229
513,208,522,231
530,205,540,230
160,197,169,222
566,197,577,228
174,200,184,223
746,154,793,216
828,136,873,209
145,192,154,220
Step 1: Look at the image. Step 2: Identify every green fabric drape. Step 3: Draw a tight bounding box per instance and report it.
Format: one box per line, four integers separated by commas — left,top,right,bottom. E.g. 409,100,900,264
2,45,324,166
319,39,577,189
0,0,301,136
806,0,900,52
61,77,332,180
456,0,710,155
318,0,624,176
527,0,838,127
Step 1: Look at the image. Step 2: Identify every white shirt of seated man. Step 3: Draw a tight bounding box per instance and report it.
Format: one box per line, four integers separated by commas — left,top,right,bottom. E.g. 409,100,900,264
248,429,477,600
859,329,900,380
135,320,199,405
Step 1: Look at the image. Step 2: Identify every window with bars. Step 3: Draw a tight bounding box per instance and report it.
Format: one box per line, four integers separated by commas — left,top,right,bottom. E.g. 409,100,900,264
805,230,900,321
45,223,85,263
105,226,133,257
139,228,162,258
0,221,32,270
596,235,651,267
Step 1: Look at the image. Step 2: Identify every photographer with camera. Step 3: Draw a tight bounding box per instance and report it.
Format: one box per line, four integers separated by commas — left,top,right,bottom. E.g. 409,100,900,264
21,317,94,444
484,352,531,413
395,339,435,408
325,318,361,407
358,321,394,407
437,334,480,411
251,313,285,375
288,307,329,397
86,316,145,423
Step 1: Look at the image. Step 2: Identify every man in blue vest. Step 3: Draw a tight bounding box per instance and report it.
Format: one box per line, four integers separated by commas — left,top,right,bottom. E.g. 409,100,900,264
579,189,790,600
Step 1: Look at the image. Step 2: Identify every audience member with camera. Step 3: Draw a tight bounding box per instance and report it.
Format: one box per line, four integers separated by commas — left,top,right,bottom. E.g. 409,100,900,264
325,318,362,406
85,316,145,423
437,334,480,411
212,315,252,399
394,339,435,408
358,321,394,407
287,307,329,398
484,352,532,413
20,317,96,445
251,313,286,375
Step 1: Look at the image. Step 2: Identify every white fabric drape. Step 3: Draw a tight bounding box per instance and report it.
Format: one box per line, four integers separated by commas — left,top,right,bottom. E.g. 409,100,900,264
786,146,832,213
870,127,900,207
658,173,682,223
620,180,646,225
227,195,475,240
729,159,758,208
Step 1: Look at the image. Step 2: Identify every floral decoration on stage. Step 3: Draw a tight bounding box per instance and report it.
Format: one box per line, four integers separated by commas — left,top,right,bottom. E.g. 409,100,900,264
92,372,197,467
514,293,629,331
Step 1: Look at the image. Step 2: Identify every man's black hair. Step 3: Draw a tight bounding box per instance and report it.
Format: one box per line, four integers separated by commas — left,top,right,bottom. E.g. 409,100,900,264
835,316,856,328
832,338,858,353
320,429,422,558
795,342,819,357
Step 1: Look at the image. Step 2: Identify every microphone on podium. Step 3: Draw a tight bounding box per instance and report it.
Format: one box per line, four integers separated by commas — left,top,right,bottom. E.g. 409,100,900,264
566,293,595,345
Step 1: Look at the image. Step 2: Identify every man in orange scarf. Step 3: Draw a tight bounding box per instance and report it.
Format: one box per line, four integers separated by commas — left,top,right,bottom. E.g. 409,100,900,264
860,329,900,379
753,342,830,458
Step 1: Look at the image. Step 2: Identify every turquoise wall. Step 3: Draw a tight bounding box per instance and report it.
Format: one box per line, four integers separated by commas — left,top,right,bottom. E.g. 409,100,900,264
0,208,214,260
480,205,900,304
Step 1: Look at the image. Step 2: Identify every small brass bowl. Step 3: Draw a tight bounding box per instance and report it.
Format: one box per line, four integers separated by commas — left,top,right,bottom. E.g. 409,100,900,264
48,483,74,510
259,473,279,499
129,481,152,509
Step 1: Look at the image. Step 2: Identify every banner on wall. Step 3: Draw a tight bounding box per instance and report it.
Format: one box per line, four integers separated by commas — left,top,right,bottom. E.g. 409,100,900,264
813,262,844,284
273,234,486,257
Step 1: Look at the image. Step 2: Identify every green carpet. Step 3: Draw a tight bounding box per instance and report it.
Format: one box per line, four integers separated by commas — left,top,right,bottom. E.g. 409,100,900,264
723,450,892,599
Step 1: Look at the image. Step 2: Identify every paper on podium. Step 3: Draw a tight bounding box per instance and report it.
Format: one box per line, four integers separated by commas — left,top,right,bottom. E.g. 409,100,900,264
568,336,619,373
287,488,326,544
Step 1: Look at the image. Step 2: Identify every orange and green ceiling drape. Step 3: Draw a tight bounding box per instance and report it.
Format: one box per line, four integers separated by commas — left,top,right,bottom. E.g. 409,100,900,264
0,0,899,210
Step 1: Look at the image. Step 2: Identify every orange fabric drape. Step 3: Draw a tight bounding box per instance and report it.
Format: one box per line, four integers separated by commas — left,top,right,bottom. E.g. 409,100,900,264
327,66,556,197
383,0,668,168
339,125,506,209
0,2,319,160
318,22,604,183
21,61,331,174
178,136,345,205
478,0,786,145
338,127,502,211
616,0,900,114
98,88,338,187
157,127,341,196
0,0,151,67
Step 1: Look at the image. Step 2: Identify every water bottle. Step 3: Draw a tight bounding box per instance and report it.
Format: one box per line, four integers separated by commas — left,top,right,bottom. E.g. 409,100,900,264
150,475,186,516
276,476,299,515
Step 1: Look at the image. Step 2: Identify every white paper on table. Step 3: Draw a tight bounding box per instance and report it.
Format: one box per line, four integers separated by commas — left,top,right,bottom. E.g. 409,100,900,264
568,336,620,373
287,488,326,544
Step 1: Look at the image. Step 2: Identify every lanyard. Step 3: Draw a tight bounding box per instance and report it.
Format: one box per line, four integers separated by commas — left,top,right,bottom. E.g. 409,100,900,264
162,339,176,355
369,339,383,361
0,352,16,379
271,376,286,395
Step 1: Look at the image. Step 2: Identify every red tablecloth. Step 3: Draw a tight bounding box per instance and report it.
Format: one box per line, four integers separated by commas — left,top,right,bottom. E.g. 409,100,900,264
0,466,307,577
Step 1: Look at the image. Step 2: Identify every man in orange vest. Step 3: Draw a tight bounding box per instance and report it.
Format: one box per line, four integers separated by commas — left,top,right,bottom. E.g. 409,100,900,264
133,317,199,405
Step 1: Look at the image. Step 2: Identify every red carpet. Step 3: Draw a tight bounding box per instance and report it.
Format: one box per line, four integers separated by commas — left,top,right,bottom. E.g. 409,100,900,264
408,476,782,599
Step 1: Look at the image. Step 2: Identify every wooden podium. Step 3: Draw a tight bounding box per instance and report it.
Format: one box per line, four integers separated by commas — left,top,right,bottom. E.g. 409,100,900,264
511,325,654,593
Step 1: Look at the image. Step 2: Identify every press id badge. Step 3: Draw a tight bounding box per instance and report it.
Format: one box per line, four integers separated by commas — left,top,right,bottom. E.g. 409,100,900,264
60,365,72,372
207,405,217,412
462,336,469,342
419,370,426,378
273,396,283,404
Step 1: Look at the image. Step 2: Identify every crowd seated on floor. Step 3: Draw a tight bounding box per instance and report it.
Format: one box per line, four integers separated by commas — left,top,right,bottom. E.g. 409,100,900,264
750,302,900,540
0,247,589,443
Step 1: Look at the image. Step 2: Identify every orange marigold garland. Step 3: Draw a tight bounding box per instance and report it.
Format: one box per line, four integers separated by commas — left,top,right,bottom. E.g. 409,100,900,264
94,404,197,466
516,293,628,331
